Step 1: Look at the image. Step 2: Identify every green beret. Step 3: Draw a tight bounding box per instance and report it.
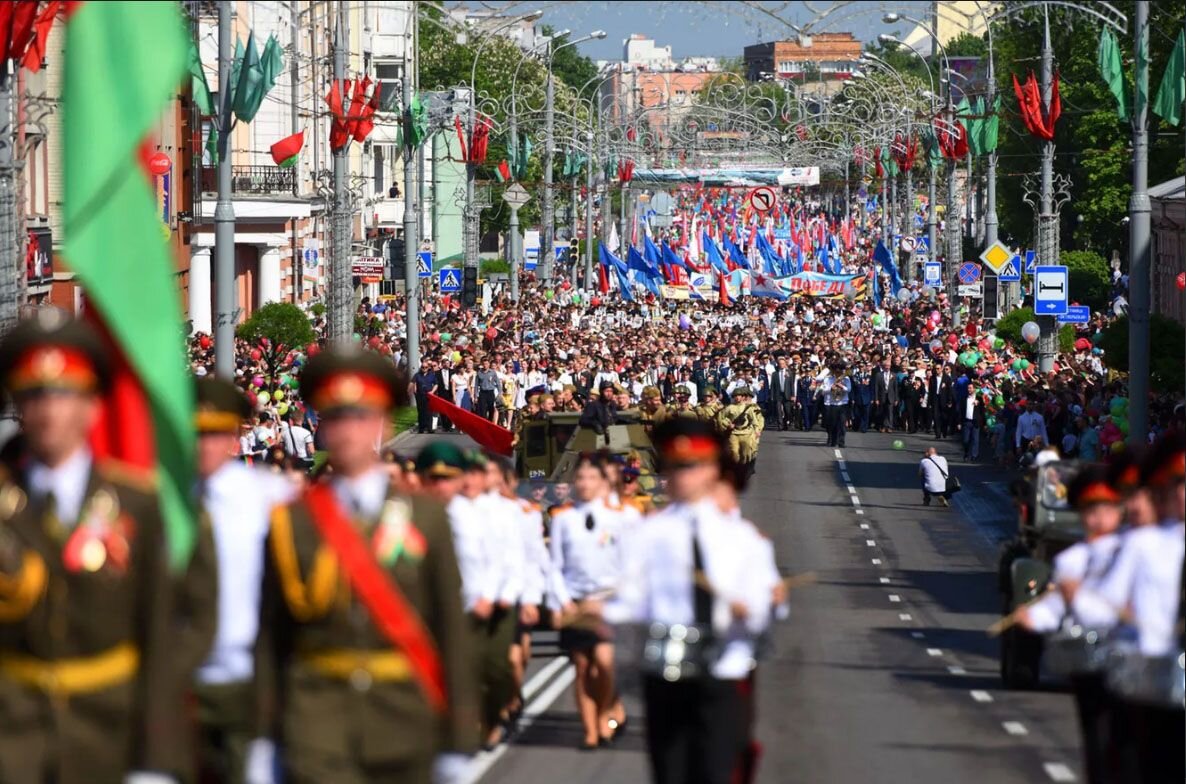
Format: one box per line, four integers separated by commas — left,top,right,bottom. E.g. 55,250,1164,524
415,441,467,478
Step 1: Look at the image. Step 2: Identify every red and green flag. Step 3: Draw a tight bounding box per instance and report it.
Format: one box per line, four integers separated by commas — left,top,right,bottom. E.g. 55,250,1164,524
495,159,511,182
63,0,196,570
270,129,304,168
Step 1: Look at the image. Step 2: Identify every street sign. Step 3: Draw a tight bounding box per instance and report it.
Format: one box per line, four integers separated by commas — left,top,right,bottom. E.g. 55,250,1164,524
438,268,462,293
747,185,777,213
417,251,433,278
979,240,1013,275
957,283,983,298
351,256,384,277
998,255,1021,282
524,250,538,271
1034,265,1069,315
1058,304,1091,324
502,183,531,207
1024,249,1037,274
924,262,942,286
957,261,982,285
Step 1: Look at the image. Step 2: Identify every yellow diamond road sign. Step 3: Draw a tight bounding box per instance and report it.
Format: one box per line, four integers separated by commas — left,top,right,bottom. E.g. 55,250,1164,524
980,241,1013,275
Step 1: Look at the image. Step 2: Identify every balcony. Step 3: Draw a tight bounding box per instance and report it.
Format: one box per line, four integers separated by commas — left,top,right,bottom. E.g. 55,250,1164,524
200,165,296,195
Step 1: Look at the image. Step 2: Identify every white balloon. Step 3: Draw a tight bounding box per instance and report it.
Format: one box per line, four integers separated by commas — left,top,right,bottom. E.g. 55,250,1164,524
1021,321,1040,345
897,288,912,303
921,286,935,299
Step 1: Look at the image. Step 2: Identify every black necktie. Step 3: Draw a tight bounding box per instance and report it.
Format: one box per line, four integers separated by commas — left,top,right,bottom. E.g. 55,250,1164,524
692,518,712,625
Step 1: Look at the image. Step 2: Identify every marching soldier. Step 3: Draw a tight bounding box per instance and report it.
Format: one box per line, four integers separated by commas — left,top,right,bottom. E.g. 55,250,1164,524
190,378,295,784
696,387,723,424
671,387,698,419
252,346,478,784
0,312,182,783
639,386,668,433
717,386,764,479
602,419,773,784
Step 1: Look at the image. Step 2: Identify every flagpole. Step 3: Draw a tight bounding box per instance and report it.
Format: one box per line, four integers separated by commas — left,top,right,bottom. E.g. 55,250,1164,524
329,0,351,344
1128,0,1151,444
214,0,237,376
403,3,420,373
1036,4,1057,371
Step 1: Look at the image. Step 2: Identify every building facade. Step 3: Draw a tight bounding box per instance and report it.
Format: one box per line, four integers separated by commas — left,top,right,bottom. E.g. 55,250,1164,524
743,33,861,90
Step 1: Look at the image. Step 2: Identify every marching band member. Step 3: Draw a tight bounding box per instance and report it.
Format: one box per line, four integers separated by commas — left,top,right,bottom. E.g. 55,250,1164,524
548,453,637,750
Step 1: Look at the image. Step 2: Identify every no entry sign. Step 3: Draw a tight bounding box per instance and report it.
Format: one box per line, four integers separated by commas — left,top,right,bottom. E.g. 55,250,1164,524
747,186,777,213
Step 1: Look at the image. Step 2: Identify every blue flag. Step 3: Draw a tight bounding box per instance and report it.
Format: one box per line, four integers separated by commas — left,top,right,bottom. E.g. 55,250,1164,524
627,246,662,297
599,243,628,275
615,265,634,301
722,234,749,269
873,240,902,295
872,269,883,308
754,231,782,276
703,232,730,275
662,241,691,272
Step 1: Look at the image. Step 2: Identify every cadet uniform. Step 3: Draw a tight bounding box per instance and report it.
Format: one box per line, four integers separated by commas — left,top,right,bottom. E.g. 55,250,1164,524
606,419,772,784
191,378,294,784
253,347,478,784
716,387,763,478
0,314,183,784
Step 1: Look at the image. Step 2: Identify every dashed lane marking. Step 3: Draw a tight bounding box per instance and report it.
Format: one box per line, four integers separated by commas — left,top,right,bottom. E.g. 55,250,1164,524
1042,763,1077,782
926,648,943,657
861,524,871,530
850,495,862,506
911,632,925,639
898,613,913,621
855,509,865,515
970,690,994,703
846,484,857,494
879,576,890,583
871,558,882,565
888,595,902,603
948,666,967,675
866,539,877,547
840,471,851,482
1002,721,1029,736
834,449,843,459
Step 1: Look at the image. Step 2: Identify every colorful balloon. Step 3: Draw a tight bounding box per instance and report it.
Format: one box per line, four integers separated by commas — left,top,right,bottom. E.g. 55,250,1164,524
1021,321,1040,345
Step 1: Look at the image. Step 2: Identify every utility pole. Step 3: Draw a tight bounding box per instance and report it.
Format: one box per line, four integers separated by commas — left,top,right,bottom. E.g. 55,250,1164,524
541,58,556,280
0,57,19,331
945,78,962,329
402,13,420,373
214,0,237,376
903,165,914,282
984,32,1003,309
1036,6,1057,372
329,1,352,344
1128,0,1151,444
584,129,594,289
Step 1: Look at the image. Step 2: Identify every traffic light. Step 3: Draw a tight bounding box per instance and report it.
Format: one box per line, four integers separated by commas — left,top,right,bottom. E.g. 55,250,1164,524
387,237,406,280
462,266,478,308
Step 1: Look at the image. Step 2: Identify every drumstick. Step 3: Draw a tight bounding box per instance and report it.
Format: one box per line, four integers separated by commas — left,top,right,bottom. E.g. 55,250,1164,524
987,585,1055,638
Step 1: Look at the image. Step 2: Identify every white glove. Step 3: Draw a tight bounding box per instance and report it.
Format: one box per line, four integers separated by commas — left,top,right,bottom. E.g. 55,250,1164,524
123,774,176,784
245,738,278,784
432,753,473,784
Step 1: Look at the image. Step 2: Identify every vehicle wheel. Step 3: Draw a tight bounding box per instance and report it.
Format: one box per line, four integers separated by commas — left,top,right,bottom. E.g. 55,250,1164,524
1000,626,1041,689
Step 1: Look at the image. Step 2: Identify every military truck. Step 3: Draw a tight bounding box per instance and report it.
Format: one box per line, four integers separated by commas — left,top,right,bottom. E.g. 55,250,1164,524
515,411,658,492
997,459,1085,689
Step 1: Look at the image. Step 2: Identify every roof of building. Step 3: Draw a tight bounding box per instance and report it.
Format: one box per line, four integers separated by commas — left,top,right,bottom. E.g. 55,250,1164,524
1149,176,1185,202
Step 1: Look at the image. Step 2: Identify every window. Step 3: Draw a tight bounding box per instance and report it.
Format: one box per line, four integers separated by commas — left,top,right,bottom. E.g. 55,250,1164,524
375,61,403,110
373,145,386,194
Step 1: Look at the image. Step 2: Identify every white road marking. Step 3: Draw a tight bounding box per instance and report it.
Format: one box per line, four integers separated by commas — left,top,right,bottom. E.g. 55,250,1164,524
840,471,851,482
837,459,847,470
871,558,882,565
861,524,871,530
834,449,843,459
888,594,901,603
850,495,862,506
846,484,857,494
1043,763,1077,782
898,613,913,621
1002,721,1029,736
970,690,994,703
462,662,576,784
911,632,925,639
855,509,865,515
948,666,967,675
866,539,877,547
926,648,943,657
521,656,569,702
879,576,890,583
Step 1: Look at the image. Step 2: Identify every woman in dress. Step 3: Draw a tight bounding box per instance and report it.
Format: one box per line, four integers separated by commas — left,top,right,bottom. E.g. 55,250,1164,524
452,358,475,411
548,454,638,750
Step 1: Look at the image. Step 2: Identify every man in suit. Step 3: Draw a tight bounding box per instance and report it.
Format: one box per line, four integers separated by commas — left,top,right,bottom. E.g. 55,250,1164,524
961,379,988,461
252,346,478,784
796,372,817,431
768,356,795,431
871,358,897,432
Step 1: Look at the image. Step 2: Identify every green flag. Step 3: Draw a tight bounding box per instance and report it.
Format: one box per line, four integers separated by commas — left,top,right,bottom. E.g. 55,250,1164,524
920,127,943,169
1153,29,1185,126
63,0,195,570
186,36,214,115
205,124,219,165
517,136,533,179
1097,28,1129,122
260,33,284,94
231,36,244,93
982,95,1001,153
404,93,429,149
232,31,265,123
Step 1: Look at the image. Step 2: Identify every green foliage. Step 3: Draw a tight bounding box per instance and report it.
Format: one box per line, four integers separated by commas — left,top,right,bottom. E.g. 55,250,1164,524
995,307,1075,354
1097,315,1186,393
946,32,989,59
539,26,599,92
862,40,933,87
236,302,316,385
309,302,326,317
479,259,510,275
1060,250,1111,311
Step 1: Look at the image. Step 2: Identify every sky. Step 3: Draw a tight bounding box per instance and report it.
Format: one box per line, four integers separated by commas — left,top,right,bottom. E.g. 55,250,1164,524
456,1,933,61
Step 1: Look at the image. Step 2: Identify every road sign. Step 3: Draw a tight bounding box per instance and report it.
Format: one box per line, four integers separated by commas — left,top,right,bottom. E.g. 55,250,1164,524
417,251,433,278
747,185,777,213
957,283,983,298
924,262,942,286
1024,249,1037,274
979,240,1013,275
502,183,531,207
438,268,462,293
351,256,384,277
1058,304,1091,324
524,250,538,271
957,261,982,285
998,255,1021,282
1034,265,1069,315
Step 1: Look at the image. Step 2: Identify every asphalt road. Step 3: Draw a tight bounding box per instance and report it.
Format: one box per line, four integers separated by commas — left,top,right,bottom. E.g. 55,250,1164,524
395,426,1086,784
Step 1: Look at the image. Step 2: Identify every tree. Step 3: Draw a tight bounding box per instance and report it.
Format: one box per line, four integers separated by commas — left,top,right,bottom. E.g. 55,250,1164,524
236,302,316,387
1097,314,1185,394
946,32,988,59
539,26,599,92
995,307,1075,354
1060,250,1111,311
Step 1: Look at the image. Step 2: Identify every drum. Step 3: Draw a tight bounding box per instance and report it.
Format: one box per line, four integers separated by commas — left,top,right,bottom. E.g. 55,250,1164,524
1043,624,1120,677
1105,649,1186,710
639,622,718,682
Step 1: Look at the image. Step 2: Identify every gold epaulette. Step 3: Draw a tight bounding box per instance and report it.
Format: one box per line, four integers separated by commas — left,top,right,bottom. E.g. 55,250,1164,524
96,458,158,493
269,504,339,622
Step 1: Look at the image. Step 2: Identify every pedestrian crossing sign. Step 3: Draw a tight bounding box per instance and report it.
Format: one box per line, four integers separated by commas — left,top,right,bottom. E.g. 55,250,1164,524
998,256,1021,282
417,251,433,278
439,268,461,293
1024,249,1037,274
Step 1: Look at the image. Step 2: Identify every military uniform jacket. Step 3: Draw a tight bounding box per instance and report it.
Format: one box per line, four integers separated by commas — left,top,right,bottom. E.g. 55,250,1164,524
254,476,479,768
0,452,180,784
718,403,764,438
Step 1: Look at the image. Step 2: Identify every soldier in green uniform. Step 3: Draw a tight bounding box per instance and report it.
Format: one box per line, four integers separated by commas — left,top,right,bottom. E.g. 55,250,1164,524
251,346,478,784
717,386,764,479
639,386,667,434
696,387,723,423
0,313,183,783
671,387,698,419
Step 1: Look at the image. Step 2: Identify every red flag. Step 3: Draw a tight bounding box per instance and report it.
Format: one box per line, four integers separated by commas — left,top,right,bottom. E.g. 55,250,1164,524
1012,71,1060,141
469,114,492,163
454,115,468,162
495,159,511,182
598,260,610,294
353,80,382,142
718,271,730,305
874,146,884,178
326,80,351,150
345,76,370,138
426,394,514,456
270,129,305,167
21,0,58,71
0,1,37,63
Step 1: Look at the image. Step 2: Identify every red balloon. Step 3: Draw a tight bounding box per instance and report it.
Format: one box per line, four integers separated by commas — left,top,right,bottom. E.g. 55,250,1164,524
198,335,212,350
146,151,171,176
1177,271,1186,291
250,348,262,361
306,342,320,357
368,336,381,349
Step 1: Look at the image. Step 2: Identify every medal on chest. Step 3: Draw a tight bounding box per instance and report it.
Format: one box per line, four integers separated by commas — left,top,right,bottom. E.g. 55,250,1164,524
371,498,427,567
62,489,133,575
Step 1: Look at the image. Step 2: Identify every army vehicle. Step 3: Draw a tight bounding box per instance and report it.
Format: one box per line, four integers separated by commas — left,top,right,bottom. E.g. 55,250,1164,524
516,411,658,492
997,459,1085,689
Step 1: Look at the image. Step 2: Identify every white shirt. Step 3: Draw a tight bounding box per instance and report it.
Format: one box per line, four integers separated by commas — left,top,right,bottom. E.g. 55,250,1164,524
1015,411,1049,448
1025,534,1121,633
282,423,314,459
548,497,638,607
330,467,390,521
446,494,501,611
965,397,976,420
1072,521,1186,656
515,498,551,607
27,448,92,527
196,461,296,685
480,491,526,605
918,455,948,493
607,499,772,679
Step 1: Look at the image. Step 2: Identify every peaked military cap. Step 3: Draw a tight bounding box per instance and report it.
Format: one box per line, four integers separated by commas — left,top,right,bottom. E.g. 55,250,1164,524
0,309,109,396
194,376,253,434
300,345,408,415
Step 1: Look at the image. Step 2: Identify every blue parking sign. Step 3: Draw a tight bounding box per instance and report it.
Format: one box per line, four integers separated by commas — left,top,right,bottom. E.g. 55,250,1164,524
438,268,462,293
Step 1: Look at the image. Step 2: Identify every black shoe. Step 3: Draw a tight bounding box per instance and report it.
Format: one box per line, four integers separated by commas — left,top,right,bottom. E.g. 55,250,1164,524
579,740,599,752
